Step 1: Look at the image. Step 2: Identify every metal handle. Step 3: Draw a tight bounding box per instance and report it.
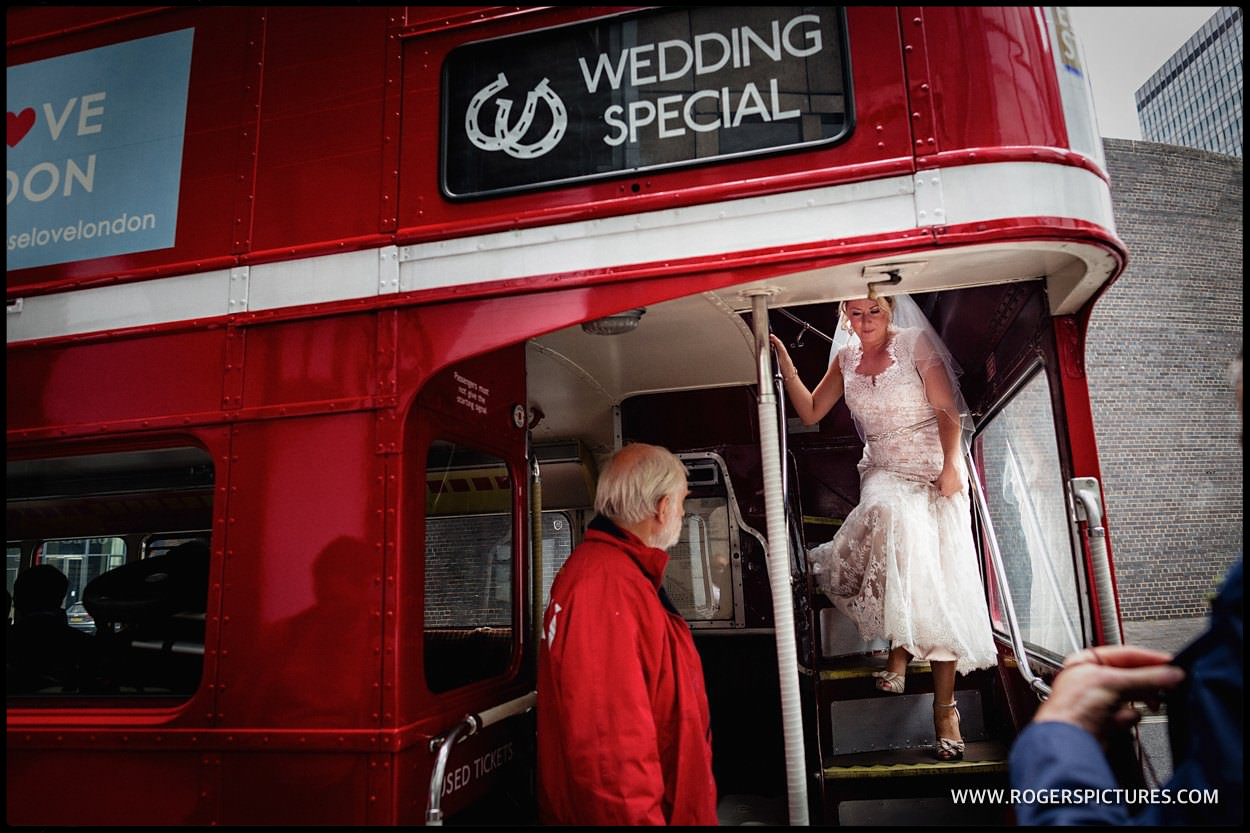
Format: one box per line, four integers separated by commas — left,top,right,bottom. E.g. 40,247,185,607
426,692,536,825
1070,477,1122,645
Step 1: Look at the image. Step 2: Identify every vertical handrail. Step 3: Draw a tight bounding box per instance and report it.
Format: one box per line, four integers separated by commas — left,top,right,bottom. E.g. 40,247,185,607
748,291,810,825
531,457,544,652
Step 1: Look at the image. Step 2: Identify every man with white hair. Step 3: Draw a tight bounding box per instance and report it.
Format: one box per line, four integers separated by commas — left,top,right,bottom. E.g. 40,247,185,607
537,442,718,825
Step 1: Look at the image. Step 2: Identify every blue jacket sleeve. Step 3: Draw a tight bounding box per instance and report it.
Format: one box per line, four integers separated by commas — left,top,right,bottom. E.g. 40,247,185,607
1011,558,1243,826
1154,557,1243,825
1010,722,1132,825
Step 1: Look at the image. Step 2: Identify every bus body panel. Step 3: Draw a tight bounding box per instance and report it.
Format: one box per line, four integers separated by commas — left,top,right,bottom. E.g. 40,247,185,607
912,6,1069,158
239,313,381,411
7,328,227,437
247,6,396,251
214,412,385,729
7,747,214,825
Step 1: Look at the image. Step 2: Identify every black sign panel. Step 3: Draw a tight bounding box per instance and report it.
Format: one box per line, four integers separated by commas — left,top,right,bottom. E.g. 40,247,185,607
441,6,850,199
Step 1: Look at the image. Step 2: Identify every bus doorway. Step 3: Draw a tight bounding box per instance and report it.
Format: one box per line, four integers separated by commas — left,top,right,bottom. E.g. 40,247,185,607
521,264,1117,824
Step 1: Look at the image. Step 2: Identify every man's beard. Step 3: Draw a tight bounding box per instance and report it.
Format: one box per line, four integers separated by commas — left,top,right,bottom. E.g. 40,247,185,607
656,505,684,550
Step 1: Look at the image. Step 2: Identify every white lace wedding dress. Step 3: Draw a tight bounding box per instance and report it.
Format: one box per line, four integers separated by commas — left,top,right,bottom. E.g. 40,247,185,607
809,327,996,674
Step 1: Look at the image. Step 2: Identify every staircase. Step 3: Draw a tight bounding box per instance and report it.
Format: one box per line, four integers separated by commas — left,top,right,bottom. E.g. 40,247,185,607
816,609,1013,825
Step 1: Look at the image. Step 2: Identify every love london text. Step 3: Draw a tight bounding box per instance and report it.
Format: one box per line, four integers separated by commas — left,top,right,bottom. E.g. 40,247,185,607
576,13,824,147
7,94,105,206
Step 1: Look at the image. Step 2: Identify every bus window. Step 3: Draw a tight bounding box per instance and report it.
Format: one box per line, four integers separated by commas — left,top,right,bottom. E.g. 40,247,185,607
6,447,214,701
539,510,575,604
6,544,19,616
977,371,1086,659
667,497,735,622
424,440,516,693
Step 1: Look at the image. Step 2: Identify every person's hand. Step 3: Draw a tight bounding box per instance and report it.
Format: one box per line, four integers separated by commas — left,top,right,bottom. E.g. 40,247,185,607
935,462,962,497
1034,645,1184,740
769,334,797,379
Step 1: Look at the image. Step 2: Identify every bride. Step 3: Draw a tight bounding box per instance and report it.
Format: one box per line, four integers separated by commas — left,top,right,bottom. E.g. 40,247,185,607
770,292,996,761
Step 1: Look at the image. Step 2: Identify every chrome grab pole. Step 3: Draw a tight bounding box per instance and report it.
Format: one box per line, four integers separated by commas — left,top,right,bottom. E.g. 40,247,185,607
1071,477,1123,645
426,692,537,825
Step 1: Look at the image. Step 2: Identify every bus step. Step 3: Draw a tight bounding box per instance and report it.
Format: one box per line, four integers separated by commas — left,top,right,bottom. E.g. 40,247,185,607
823,739,1009,777
822,740,1011,823
836,794,1014,826
716,793,788,826
829,688,985,755
819,659,935,698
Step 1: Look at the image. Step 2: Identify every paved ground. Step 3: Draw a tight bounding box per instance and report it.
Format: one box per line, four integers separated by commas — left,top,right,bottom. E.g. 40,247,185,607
1122,616,1208,655
1119,616,1209,787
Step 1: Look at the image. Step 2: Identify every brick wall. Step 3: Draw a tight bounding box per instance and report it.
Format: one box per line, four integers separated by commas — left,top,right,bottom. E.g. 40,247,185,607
425,515,513,627
1088,139,1243,620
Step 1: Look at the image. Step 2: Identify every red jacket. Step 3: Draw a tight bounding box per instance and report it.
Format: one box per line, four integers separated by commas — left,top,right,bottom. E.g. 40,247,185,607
537,517,718,825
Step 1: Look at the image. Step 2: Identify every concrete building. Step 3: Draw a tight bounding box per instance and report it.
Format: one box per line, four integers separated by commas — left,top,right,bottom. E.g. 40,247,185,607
1135,6,1243,157
1088,138,1242,620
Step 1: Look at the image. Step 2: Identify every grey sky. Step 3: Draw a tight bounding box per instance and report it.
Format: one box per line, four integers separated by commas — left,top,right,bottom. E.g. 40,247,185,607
1068,7,1221,140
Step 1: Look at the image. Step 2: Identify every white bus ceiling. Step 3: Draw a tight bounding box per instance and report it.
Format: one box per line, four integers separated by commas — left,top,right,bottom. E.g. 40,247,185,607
526,240,1110,460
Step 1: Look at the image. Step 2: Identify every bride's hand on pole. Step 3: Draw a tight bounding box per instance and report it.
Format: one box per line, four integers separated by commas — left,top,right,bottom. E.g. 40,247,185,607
769,334,796,379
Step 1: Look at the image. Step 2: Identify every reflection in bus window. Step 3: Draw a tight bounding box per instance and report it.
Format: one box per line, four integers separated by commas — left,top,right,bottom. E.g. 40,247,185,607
977,372,1084,658
424,440,516,693
667,498,734,622
39,537,127,635
539,511,575,605
146,534,208,560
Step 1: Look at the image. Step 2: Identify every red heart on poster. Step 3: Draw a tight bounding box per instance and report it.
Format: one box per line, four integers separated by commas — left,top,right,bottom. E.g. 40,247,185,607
8,108,36,148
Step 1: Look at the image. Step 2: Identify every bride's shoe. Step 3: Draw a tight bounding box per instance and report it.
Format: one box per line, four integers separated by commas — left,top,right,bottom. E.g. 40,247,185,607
872,669,905,694
933,701,965,762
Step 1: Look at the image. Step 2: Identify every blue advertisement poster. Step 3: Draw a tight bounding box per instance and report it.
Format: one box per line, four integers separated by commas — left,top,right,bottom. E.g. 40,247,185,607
7,28,194,270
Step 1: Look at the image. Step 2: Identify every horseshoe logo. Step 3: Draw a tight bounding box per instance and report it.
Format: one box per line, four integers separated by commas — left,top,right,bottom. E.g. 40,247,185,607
465,73,567,160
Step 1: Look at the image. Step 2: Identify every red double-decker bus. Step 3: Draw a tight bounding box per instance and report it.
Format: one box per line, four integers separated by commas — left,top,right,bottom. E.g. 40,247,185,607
9,6,1133,825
